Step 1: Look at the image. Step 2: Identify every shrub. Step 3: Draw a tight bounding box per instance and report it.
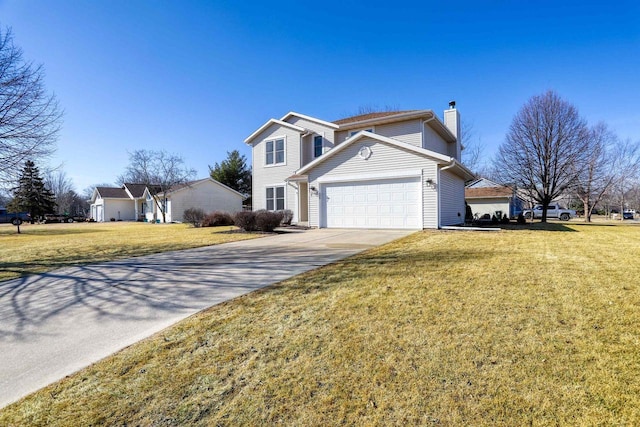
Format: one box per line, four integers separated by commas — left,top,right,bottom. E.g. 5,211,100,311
491,214,499,224
234,211,257,231
202,211,234,227
279,209,293,226
183,207,205,227
501,213,510,224
517,213,526,224
255,210,284,232
465,202,473,224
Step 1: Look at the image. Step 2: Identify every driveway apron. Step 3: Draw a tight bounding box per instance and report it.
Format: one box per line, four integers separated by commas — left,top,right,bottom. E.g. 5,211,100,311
0,228,413,408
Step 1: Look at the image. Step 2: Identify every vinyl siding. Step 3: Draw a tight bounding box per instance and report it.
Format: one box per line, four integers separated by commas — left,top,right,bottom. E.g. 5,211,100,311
467,199,510,219
334,119,422,147
166,180,243,222
376,119,422,147
306,138,439,228
286,117,336,167
103,199,135,221
285,117,336,144
439,169,465,226
423,122,448,154
422,163,438,229
251,123,301,211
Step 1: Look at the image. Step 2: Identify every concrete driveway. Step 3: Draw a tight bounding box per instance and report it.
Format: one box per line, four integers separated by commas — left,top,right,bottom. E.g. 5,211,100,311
0,228,413,408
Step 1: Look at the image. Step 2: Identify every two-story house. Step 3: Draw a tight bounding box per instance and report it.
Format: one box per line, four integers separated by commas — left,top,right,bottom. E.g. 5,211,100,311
244,102,474,229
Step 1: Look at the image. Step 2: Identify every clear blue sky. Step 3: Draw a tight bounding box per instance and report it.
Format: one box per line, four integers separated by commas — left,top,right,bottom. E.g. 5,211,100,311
1,0,638,192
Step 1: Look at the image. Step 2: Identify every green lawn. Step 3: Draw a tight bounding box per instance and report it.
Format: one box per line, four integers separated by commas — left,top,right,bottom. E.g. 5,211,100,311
0,222,260,282
1,222,639,425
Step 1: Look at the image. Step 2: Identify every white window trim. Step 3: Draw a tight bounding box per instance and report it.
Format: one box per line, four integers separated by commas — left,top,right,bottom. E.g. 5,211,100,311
313,133,324,158
264,135,287,167
265,183,286,211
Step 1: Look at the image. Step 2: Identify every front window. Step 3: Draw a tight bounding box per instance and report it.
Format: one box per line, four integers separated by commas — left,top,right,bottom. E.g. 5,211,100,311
313,135,323,158
265,138,285,165
266,186,285,211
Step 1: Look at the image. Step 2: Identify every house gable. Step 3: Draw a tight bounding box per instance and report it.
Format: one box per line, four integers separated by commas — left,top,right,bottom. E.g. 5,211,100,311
297,131,452,176
244,119,305,145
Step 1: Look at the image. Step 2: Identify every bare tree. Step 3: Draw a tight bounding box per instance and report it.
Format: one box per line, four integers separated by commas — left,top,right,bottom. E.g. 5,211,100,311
571,124,640,221
495,91,590,222
460,121,491,176
118,149,196,223
45,169,87,215
0,27,62,185
610,140,640,218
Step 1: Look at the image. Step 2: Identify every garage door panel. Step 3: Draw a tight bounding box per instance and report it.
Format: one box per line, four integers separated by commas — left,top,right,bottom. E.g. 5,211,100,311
323,177,421,229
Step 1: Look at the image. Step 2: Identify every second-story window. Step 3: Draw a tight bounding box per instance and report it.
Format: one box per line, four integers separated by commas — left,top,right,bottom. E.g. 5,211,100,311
349,128,373,137
313,135,323,158
265,138,285,165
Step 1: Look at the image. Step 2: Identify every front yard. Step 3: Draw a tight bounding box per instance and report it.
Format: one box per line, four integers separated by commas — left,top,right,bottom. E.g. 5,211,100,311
1,222,639,425
0,222,260,282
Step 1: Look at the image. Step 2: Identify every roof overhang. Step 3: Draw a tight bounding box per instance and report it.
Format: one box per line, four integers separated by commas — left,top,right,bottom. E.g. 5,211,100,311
280,112,339,129
244,119,306,144
335,110,456,143
336,110,435,130
285,174,309,182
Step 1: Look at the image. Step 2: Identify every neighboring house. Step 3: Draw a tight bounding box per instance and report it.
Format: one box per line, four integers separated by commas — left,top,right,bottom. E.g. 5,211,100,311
148,178,244,223
245,104,475,229
465,178,524,219
89,178,243,223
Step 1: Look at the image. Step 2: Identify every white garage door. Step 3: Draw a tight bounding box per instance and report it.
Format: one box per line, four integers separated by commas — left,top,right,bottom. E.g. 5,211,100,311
322,177,422,229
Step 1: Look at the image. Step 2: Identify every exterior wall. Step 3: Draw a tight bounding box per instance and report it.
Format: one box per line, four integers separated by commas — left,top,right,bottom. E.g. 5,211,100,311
103,199,136,222
284,117,336,145
166,181,243,223
423,122,448,154
251,123,301,213
90,199,104,222
439,169,466,226
334,119,423,147
376,120,422,147
467,198,510,219
286,117,336,168
422,163,439,229
306,138,439,228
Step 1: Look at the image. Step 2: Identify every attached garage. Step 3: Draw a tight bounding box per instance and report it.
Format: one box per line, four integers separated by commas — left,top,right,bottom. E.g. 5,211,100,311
321,178,422,229
294,132,474,230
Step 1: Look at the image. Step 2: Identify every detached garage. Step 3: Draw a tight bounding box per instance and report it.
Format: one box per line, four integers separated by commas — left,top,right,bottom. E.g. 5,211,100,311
292,131,473,230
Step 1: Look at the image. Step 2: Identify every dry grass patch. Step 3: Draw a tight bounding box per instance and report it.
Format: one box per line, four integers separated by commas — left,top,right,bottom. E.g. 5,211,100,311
0,222,259,282
2,223,640,425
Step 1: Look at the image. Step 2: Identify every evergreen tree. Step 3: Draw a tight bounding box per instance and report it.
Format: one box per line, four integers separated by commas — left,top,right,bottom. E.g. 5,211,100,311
209,150,251,195
9,160,56,221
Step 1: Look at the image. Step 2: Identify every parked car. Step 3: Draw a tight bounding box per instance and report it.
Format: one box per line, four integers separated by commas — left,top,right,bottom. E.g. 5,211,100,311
0,208,31,225
522,203,576,221
623,210,635,220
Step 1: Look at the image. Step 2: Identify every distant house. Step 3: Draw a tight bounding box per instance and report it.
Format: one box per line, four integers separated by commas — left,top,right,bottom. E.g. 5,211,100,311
244,104,475,229
89,178,244,223
465,178,524,219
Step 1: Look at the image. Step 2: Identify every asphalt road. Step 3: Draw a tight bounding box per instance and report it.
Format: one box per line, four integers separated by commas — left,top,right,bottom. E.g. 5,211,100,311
0,228,413,408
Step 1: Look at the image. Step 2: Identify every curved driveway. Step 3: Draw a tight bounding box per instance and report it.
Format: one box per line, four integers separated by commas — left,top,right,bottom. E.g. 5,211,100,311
0,228,412,408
